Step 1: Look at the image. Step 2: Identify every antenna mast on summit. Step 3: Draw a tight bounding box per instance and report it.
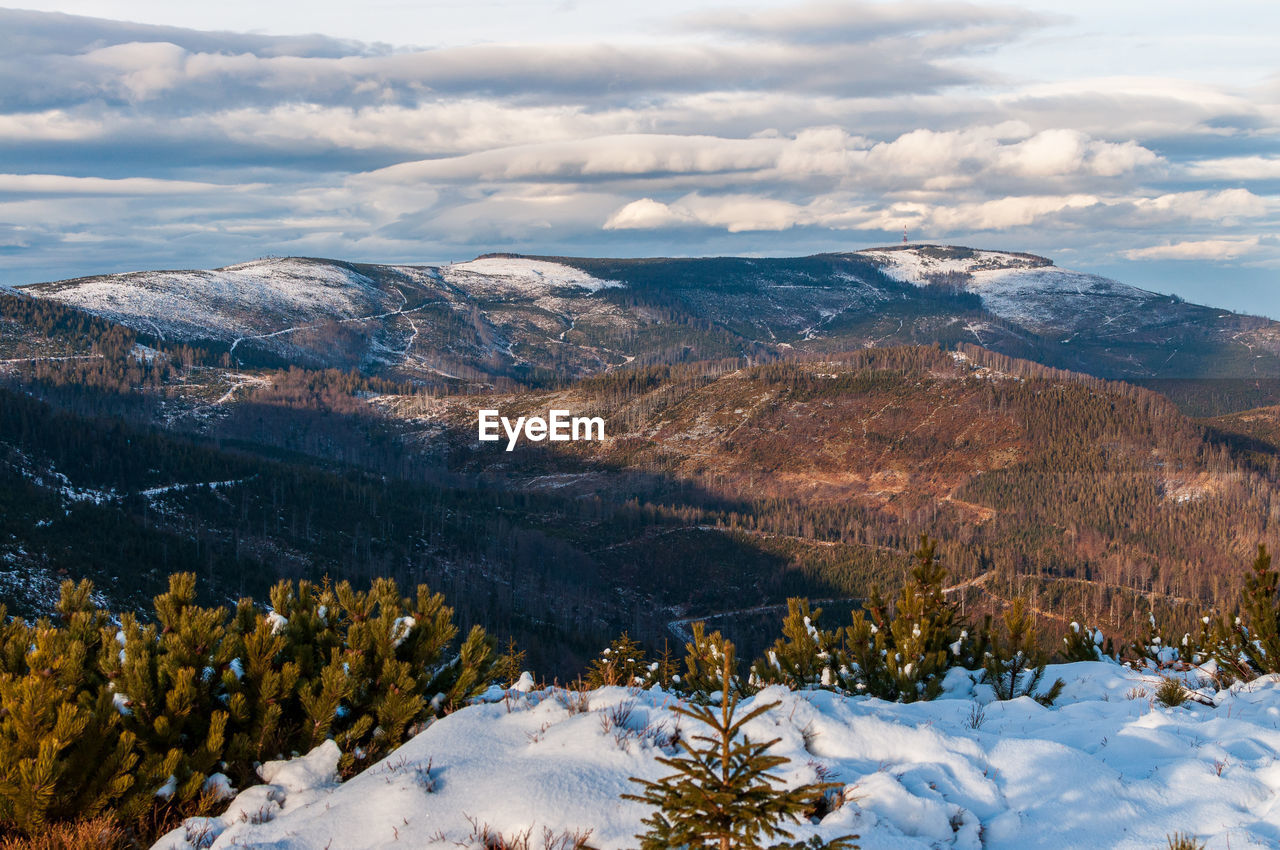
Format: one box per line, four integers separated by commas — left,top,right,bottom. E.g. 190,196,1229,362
902,226,908,245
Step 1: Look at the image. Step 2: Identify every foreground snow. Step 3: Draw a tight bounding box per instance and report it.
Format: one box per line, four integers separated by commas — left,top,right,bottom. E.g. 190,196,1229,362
153,662,1280,850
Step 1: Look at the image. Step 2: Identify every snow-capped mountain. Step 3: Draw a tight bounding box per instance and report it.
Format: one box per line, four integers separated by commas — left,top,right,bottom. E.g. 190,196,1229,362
19,246,1280,388
860,245,1187,335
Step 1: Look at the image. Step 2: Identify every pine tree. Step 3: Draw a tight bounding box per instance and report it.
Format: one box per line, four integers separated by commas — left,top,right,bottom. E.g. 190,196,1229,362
1061,619,1113,662
624,653,857,850
496,636,527,687
586,633,650,688
843,588,899,700
752,599,843,691
0,573,506,834
979,599,1064,705
1231,544,1280,676
677,623,753,702
843,537,965,702
0,583,138,835
222,598,301,785
105,574,233,815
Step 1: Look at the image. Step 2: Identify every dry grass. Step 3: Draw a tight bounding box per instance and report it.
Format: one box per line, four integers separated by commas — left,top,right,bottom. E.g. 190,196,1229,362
0,818,128,850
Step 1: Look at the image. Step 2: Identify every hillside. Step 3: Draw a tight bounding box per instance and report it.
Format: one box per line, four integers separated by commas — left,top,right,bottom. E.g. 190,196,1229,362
150,664,1280,850
6,254,1280,671
20,247,1280,409
374,346,1280,644
8,330,1271,666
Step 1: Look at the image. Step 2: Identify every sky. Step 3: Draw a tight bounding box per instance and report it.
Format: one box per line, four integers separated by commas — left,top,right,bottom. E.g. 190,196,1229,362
0,1,1277,315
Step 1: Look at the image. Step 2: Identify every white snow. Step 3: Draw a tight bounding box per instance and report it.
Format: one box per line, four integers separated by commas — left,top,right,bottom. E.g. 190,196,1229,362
966,266,1155,330
391,615,416,648
446,258,621,295
25,258,392,343
152,742,342,850
266,611,288,635
140,478,251,499
860,247,1161,331
449,258,621,293
861,248,1040,283
151,662,1280,850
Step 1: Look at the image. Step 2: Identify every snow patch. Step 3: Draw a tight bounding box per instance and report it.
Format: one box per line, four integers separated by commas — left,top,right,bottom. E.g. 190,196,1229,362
151,664,1280,850
447,258,621,295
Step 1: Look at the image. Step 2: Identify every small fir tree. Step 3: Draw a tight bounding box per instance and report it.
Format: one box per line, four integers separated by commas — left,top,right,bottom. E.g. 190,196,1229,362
496,636,527,688
1061,619,1113,662
979,599,1064,705
624,652,857,850
652,639,681,691
752,599,843,691
586,633,650,688
844,537,965,702
678,622,754,702
1231,544,1280,676
843,590,900,700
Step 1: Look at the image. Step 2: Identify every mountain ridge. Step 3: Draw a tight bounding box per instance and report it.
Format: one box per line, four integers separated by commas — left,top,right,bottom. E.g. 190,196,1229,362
17,245,1280,411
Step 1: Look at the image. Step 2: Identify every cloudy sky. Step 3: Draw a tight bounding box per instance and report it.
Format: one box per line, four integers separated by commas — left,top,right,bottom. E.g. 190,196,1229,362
1,1,1277,314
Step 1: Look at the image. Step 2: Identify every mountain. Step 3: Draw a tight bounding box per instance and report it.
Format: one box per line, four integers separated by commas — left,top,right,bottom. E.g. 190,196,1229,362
7,246,1280,672
21,246,1280,409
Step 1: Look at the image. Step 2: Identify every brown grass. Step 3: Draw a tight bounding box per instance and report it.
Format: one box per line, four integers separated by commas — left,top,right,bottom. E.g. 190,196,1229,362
0,818,128,850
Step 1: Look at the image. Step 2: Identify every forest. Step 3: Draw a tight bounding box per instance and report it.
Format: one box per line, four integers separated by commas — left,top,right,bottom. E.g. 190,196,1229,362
3,289,1280,676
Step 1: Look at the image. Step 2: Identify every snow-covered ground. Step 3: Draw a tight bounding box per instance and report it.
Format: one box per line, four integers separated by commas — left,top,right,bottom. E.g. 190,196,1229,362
154,662,1280,850
24,258,393,342
860,248,1045,283
446,258,622,296
860,247,1162,332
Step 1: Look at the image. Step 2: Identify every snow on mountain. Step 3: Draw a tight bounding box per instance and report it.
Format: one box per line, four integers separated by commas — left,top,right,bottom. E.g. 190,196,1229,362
859,247,1048,283
860,246,1165,332
446,257,622,296
153,662,1280,850
24,258,396,342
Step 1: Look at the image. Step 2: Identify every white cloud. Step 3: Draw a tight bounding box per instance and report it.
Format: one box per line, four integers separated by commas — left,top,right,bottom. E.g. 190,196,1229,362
603,198,693,230
681,1,1051,46
1184,157,1280,181
1133,189,1267,223
0,4,1275,311
0,110,103,141
1124,237,1262,261
995,129,1159,178
0,173,240,195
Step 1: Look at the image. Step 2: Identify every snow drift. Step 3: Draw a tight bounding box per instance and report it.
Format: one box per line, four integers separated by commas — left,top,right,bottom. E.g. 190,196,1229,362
154,661,1280,850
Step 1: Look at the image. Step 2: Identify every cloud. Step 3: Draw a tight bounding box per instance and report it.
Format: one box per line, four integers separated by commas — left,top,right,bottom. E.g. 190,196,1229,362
1185,157,1280,181
0,173,241,195
0,8,376,60
353,124,1162,192
1132,189,1268,223
0,4,1274,318
0,6,1005,115
603,198,694,230
1124,237,1262,261
681,1,1052,47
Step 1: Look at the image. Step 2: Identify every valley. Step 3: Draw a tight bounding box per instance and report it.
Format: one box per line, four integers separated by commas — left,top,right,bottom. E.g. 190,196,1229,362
5,247,1280,674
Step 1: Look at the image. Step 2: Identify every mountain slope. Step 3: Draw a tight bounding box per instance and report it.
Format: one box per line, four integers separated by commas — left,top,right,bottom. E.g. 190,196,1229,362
24,247,1280,402
857,245,1280,386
